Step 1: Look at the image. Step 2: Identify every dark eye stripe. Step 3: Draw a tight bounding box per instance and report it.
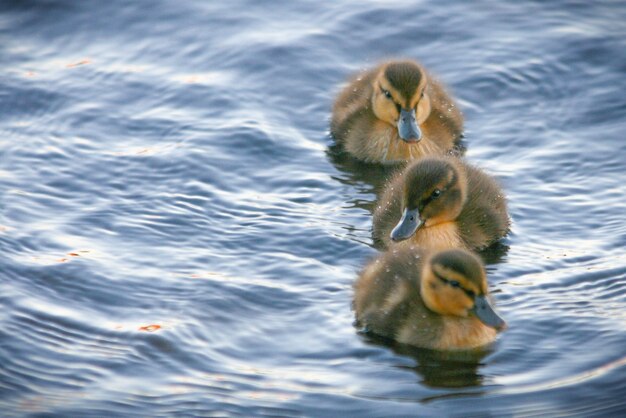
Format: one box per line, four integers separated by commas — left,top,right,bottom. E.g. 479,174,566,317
435,273,448,284
422,188,445,207
434,272,475,297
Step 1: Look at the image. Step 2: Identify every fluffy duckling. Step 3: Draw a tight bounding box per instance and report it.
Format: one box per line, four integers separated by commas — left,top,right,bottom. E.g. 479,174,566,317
373,156,509,251
331,60,463,164
354,247,506,350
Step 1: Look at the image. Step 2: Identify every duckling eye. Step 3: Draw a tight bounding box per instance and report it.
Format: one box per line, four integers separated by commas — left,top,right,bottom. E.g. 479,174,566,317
431,189,442,199
449,280,460,288
382,89,392,99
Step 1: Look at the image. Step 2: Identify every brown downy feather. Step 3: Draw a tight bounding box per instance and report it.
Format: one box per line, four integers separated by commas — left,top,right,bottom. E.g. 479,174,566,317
331,60,463,164
354,247,503,350
373,156,510,251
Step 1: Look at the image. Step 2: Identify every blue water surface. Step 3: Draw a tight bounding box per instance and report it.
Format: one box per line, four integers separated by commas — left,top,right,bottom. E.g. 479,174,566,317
1,0,626,416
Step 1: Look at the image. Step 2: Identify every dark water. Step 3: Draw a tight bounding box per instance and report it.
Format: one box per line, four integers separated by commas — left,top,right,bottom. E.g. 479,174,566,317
1,0,626,416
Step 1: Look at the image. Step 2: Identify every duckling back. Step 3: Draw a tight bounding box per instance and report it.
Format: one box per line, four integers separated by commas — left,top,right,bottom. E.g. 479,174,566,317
354,248,442,346
458,164,510,250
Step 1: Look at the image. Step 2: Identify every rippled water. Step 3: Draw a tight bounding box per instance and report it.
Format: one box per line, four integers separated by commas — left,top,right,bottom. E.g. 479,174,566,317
2,0,626,416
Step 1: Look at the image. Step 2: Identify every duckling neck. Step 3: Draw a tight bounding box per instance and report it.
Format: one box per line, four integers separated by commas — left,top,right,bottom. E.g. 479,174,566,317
435,316,497,350
409,222,463,251
364,121,446,163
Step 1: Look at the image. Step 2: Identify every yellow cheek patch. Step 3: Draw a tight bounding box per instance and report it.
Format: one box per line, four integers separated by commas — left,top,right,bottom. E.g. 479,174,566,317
416,95,431,125
373,84,400,126
426,284,467,317
409,81,428,109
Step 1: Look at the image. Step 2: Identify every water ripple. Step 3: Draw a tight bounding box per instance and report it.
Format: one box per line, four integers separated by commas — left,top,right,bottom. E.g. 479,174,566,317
1,0,626,416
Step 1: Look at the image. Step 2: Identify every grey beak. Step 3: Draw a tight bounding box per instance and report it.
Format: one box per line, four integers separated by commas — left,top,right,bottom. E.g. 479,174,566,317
397,108,422,143
471,295,506,330
390,208,422,242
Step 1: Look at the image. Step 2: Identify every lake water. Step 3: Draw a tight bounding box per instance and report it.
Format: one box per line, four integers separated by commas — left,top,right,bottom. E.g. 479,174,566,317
1,0,625,416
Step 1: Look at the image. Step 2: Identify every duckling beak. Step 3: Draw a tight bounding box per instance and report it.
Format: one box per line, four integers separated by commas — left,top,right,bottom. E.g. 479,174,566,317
397,108,422,143
390,207,423,242
471,296,506,331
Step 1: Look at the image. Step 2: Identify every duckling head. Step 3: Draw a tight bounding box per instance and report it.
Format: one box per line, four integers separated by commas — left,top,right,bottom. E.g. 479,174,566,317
421,249,506,330
371,61,432,143
390,158,466,242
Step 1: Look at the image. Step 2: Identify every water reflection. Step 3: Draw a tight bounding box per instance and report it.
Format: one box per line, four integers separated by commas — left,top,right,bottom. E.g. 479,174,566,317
361,332,491,389
326,140,467,196
326,142,401,198
478,241,510,266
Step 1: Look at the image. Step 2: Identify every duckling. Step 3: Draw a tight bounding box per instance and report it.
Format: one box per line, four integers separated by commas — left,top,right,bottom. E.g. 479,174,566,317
331,60,463,164
354,247,506,350
373,156,509,251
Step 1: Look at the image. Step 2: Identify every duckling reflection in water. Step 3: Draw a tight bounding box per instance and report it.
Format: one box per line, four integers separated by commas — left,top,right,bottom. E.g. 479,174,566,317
373,156,510,251
362,332,492,389
354,247,506,350
331,60,463,164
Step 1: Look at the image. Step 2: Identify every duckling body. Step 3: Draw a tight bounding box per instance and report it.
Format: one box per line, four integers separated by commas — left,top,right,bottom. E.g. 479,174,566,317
331,60,463,164
373,156,509,251
354,247,505,350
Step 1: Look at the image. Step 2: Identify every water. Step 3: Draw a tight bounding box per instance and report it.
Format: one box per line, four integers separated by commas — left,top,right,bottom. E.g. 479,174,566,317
1,0,625,416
